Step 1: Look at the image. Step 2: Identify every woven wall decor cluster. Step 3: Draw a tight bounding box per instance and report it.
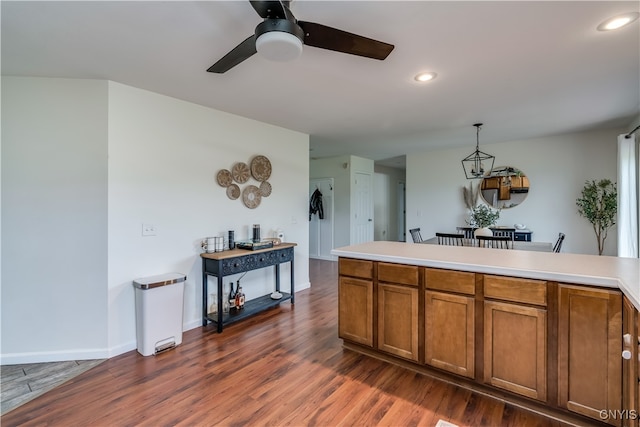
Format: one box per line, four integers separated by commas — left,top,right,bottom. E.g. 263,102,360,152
217,155,272,209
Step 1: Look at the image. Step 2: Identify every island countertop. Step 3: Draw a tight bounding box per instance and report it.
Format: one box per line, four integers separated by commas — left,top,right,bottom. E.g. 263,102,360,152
331,241,640,310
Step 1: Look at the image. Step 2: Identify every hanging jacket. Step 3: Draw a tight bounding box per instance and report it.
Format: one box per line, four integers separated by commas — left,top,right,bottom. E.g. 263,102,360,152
309,188,324,220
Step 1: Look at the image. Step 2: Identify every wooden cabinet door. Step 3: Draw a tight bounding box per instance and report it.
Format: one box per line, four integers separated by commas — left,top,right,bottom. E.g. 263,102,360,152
339,276,373,347
378,283,418,361
498,181,511,200
558,285,622,424
482,177,500,190
484,300,547,401
623,297,638,427
425,290,475,378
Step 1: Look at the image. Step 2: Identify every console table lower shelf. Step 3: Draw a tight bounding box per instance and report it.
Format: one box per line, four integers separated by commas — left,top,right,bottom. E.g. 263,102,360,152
200,243,296,333
205,293,292,327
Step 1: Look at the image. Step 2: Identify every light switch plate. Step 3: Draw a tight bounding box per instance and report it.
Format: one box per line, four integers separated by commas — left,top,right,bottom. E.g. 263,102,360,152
142,223,157,236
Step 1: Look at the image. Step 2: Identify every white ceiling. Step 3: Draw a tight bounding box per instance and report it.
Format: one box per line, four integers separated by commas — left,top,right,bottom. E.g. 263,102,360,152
2,1,639,169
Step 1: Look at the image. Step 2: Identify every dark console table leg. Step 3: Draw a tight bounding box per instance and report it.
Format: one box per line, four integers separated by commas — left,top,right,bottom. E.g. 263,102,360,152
201,260,208,327
290,253,295,304
217,274,224,333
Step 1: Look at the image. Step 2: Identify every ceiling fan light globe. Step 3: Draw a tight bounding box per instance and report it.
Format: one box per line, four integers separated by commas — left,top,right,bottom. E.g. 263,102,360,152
597,12,639,31
256,31,303,62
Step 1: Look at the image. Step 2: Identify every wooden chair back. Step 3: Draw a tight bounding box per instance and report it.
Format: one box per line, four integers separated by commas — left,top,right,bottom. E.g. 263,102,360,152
492,228,516,241
456,227,475,239
553,233,565,253
477,235,513,249
409,228,423,243
436,232,465,246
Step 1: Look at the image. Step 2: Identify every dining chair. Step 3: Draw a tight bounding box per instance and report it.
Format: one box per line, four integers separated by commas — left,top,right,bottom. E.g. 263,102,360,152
436,232,465,246
409,228,424,243
477,235,513,249
553,233,565,253
456,227,476,239
492,228,516,241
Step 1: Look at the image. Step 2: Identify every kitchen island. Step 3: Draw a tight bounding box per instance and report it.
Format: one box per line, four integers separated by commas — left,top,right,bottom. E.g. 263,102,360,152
332,241,640,426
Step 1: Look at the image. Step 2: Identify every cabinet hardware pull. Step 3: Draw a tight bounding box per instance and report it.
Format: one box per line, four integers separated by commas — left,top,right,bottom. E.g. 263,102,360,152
622,333,632,359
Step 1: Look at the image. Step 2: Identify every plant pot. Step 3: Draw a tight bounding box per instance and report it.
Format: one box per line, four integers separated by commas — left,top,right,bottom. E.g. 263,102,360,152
474,227,493,237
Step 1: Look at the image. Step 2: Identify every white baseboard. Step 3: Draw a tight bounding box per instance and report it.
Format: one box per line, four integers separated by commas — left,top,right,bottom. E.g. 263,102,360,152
183,318,202,332
0,348,110,365
107,340,137,359
1,287,314,365
309,255,337,261
296,281,311,291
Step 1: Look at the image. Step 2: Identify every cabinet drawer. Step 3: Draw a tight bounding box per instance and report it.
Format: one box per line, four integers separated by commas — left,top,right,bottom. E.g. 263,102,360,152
425,268,475,295
484,275,547,306
378,263,419,286
339,258,373,279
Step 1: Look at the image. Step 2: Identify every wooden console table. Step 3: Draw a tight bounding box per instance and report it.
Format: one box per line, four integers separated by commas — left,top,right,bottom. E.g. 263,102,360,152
201,243,296,332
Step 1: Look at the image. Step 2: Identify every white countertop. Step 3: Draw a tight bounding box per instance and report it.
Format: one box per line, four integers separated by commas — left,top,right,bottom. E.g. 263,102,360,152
331,241,640,310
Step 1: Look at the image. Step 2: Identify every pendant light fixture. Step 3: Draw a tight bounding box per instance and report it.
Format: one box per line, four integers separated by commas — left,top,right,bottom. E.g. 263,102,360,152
461,123,495,179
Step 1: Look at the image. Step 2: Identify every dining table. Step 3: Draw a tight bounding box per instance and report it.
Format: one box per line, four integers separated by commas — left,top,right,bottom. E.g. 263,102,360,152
422,236,553,252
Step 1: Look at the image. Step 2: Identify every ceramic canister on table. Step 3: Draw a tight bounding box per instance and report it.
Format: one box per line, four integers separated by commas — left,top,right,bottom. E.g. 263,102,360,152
252,224,261,243
202,237,216,253
228,230,235,249
214,236,224,252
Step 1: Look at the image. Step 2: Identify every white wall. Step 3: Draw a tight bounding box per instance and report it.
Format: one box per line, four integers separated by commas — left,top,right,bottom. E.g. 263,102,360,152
407,128,622,255
2,77,109,362
374,165,405,242
1,77,310,363
107,82,310,355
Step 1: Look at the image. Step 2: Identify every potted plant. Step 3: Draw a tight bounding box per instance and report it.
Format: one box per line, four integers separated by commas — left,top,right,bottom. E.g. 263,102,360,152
576,179,617,255
469,204,500,236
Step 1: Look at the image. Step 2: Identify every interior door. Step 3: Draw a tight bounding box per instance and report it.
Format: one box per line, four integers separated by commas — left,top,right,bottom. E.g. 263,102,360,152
353,172,373,244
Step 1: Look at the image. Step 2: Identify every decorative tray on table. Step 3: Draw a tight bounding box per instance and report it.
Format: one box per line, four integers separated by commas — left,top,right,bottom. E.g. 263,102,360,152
235,240,274,251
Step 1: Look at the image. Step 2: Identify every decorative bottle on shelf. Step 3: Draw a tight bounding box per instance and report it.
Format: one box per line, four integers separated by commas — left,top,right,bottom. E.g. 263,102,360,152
228,282,236,311
236,285,245,309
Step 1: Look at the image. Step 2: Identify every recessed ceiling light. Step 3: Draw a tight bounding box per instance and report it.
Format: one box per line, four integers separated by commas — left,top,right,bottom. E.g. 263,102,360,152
597,12,639,31
414,72,437,82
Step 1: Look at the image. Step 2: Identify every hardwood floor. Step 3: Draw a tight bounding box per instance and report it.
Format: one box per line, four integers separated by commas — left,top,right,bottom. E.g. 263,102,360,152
2,259,565,426
1,359,105,414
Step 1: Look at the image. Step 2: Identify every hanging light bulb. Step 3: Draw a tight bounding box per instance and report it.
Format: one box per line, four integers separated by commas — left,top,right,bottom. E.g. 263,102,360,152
461,123,495,179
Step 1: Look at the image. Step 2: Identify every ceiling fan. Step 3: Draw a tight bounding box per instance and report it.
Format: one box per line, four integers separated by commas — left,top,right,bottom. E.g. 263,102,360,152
207,0,395,73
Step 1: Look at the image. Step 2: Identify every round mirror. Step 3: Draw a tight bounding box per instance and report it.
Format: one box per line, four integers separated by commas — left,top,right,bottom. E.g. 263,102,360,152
480,166,529,209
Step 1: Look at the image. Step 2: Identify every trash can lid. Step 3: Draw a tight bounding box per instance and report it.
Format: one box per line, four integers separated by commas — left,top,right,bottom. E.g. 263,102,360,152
132,273,187,289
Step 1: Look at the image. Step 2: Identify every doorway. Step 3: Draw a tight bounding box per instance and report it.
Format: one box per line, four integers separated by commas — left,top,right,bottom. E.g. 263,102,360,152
397,180,406,241
309,178,334,260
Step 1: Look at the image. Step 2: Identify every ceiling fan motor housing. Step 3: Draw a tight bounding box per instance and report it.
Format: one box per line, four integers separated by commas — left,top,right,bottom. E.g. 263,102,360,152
255,19,305,61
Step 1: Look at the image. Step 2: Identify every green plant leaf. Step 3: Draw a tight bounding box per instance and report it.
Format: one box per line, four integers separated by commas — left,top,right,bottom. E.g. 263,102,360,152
576,179,617,255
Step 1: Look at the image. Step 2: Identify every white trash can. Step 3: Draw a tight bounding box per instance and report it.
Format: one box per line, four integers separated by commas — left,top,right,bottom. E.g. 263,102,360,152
133,272,186,356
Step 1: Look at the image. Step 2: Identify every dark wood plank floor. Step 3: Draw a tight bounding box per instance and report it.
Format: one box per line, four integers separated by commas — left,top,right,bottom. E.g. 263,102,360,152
2,259,565,427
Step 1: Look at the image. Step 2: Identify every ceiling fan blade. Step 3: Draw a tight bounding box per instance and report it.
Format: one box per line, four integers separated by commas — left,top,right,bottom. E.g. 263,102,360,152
207,35,257,73
250,1,292,19
298,21,394,60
